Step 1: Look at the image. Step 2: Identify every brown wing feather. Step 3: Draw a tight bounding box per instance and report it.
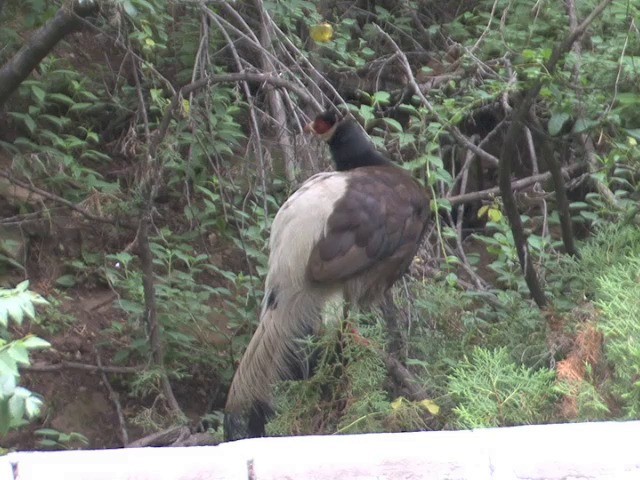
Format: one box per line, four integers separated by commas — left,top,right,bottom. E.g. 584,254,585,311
307,166,430,291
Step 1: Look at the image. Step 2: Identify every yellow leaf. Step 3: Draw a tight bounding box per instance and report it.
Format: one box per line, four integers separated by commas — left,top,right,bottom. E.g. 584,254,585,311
628,136,638,146
310,23,334,43
477,205,489,219
418,399,440,415
390,397,406,410
182,99,190,117
487,208,503,222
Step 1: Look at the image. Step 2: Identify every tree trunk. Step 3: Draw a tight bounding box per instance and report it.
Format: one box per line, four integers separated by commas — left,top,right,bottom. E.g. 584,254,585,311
0,0,99,106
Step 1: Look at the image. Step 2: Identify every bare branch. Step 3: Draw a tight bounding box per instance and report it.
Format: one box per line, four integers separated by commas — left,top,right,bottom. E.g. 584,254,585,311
528,115,578,256
447,163,586,207
96,350,129,446
0,171,133,228
25,361,139,374
372,24,500,168
497,0,613,307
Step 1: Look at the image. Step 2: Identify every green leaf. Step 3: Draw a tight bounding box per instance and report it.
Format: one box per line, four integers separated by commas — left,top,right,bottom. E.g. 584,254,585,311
55,275,76,288
427,154,444,169
5,297,24,325
527,236,545,250
434,168,453,184
572,118,599,134
21,336,51,350
0,375,16,398
31,85,46,103
39,114,68,130
623,128,640,141
382,118,403,132
9,113,37,134
616,93,640,105
432,198,451,212
112,349,130,364
47,93,74,106
569,202,589,210
580,211,598,221
68,102,93,112
548,112,570,136
38,439,59,447
0,398,10,435
7,346,29,366
372,91,391,106
25,395,43,418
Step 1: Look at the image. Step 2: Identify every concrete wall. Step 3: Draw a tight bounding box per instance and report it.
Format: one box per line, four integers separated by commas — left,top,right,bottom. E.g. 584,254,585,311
2,421,639,479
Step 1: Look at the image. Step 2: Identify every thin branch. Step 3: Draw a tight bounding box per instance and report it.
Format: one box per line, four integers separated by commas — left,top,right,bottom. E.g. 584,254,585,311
254,0,297,182
200,26,273,260
500,126,545,307
211,2,334,111
128,426,193,448
130,41,151,143
0,171,133,228
496,0,613,307
25,361,139,374
96,351,129,446
447,160,586,207
580,134,620,208
136,209,183,417
565,0,621,210
372,24,500,168
203,5,324,110
149,72,318,160
210,72,318,108
452,150,490,290
528,115,578,256
135,57,190,422
524,126,539,175
380,349,436,402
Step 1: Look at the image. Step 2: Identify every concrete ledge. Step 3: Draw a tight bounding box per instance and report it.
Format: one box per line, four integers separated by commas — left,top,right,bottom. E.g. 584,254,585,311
2,421,640,479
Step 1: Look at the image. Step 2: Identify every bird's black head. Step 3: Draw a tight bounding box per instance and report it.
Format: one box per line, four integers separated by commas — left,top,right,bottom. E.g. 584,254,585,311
305,110,391,171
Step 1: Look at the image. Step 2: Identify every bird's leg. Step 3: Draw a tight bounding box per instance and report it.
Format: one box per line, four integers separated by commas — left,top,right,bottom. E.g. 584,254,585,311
339,302,370,347
380,290,408,362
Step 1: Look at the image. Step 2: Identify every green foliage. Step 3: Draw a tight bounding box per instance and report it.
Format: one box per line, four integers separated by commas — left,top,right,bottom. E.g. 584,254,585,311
448,347,557,428
104,237,226,377
4,0,640,445
34,428,89,450
596,257,640,418
473,212,564,292
557,223,640,300
1,63,118,199
551,223,640,420
0,282,50,436
554,364,610,421
267,318,432,435
407,281,549,381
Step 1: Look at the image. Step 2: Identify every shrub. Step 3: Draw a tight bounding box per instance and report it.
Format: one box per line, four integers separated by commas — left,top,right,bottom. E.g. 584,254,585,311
448,347,557,429
0,282,50,436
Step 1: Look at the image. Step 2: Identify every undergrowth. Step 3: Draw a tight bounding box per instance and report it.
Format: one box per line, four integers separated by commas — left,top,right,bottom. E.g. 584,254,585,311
267,222,640,432
3,0,640,445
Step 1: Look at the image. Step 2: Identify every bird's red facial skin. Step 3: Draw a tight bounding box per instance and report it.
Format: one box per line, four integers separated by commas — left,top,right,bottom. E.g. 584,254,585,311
314,118,333,134
305,118,333,135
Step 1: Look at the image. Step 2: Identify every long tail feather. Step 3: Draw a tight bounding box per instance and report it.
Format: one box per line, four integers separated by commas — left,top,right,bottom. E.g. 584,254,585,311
224,287,331,440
